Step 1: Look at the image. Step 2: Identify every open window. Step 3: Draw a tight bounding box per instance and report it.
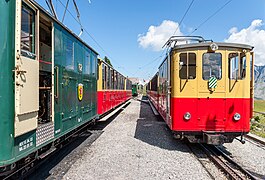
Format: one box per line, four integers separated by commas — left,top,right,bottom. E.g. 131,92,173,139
228,53,246,80
38,14,53,124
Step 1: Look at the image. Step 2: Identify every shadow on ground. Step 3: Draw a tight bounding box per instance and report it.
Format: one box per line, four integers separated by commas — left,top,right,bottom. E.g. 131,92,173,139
134,96,189,152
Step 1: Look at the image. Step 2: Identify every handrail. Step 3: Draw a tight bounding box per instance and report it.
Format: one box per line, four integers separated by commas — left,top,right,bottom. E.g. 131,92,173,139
55,66,59,99
163,36,211,48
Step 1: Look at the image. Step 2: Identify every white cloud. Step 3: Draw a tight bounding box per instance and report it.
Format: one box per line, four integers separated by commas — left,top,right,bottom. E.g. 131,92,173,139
225,19,265,66
138,20,183,51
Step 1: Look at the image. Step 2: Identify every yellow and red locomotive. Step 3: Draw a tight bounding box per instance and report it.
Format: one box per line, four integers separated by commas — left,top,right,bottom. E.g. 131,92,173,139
147,36,254,145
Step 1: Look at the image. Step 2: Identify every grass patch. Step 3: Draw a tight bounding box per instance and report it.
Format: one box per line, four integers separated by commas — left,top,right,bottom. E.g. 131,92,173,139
254,100,265,112
250,113,265,138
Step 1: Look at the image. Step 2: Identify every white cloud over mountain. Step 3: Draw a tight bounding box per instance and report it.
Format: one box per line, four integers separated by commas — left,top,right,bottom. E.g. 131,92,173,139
225,19,265,66
138,20,183,51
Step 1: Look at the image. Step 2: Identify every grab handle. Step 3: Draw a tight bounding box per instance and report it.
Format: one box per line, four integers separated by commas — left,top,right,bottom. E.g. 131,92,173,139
55,66,59,99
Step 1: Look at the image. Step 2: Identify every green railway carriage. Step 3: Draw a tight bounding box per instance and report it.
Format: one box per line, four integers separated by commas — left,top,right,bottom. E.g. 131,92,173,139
132,84,138,96
0,0,98,175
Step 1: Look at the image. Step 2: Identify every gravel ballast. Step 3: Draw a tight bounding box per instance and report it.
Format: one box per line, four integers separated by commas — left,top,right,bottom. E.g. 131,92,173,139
222,138,265,179
63,99,212,180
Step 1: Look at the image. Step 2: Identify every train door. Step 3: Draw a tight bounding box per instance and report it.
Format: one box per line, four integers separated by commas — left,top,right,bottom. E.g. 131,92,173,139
14,1,39,137
197,49,226,130
36,14,54,146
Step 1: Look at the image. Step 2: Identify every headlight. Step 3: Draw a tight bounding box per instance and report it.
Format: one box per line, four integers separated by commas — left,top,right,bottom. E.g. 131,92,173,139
234,113,241,121
184,112,191,120
209,43,218,51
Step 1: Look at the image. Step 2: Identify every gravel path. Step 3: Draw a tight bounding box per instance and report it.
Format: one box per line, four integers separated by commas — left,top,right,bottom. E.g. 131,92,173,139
221,137,265,179
63,99,212,180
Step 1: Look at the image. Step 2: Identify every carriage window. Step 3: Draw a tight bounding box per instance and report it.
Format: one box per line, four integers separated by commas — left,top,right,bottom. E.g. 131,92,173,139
84,51,91,75
92,55,97,76
21,5,35,57
102,64,105,89
179,53,196,79
229,53,246,80
202,53,222,80
65,38,74,70
109,68,113,89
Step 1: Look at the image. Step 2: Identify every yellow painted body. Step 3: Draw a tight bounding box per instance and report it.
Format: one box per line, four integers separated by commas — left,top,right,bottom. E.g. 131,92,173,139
171,46,254,99
97,59,103,91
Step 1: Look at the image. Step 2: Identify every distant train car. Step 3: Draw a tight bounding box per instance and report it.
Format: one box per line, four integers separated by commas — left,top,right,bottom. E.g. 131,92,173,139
147,36,254,145
0,0,130,176
97,58,132,115
132,84,138,96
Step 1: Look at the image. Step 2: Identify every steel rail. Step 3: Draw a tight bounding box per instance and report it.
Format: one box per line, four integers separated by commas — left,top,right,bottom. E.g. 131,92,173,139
200,144,257,180
199,144,244,180
253,111,265,115
245,134,265,146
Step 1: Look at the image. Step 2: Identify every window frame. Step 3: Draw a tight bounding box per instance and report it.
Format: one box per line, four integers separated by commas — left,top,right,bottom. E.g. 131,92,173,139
179,52,197,80
202,52,222,81
21,3,36,59
228,52,246,80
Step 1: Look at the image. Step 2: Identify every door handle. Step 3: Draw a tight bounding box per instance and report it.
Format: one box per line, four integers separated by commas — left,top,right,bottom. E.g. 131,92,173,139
12,69,27,75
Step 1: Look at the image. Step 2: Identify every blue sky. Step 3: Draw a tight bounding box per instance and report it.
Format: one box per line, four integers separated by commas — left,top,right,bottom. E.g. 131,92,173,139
37,0,265,81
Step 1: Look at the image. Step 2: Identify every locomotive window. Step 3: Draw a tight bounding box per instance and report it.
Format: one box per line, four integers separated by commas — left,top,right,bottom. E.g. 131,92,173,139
202,53,222,80
229,53,246,80
179,53,196,79
21,4,35,57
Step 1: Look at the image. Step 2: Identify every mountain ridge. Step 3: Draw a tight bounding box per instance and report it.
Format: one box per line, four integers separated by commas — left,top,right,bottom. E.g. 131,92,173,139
254,65,265,100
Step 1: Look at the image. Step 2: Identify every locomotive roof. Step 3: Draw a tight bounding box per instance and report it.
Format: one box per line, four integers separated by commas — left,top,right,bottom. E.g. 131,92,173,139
158,42,254,69
172,42,254,51
29,0,98,55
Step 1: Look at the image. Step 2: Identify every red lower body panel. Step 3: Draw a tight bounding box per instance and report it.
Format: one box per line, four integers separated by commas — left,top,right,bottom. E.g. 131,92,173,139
97,90,131,115
170,97,251,132
147,90,252,144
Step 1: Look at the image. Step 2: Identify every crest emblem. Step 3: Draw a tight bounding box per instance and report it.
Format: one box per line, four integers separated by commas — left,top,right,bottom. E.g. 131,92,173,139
78,83,83,101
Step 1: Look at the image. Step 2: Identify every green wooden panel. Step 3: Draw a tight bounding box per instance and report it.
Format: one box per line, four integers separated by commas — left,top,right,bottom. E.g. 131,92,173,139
54,23,98,137
0,0,15,165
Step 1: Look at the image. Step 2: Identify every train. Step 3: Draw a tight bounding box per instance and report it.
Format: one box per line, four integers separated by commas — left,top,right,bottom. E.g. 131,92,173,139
132,84,138,96
147,36,254,145
0,0,131,176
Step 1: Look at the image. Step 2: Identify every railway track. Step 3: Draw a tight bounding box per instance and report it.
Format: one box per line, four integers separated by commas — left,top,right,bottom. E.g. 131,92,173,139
188,143,257,180
245,134,265,148
253,111,265,115
200,144,257,180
